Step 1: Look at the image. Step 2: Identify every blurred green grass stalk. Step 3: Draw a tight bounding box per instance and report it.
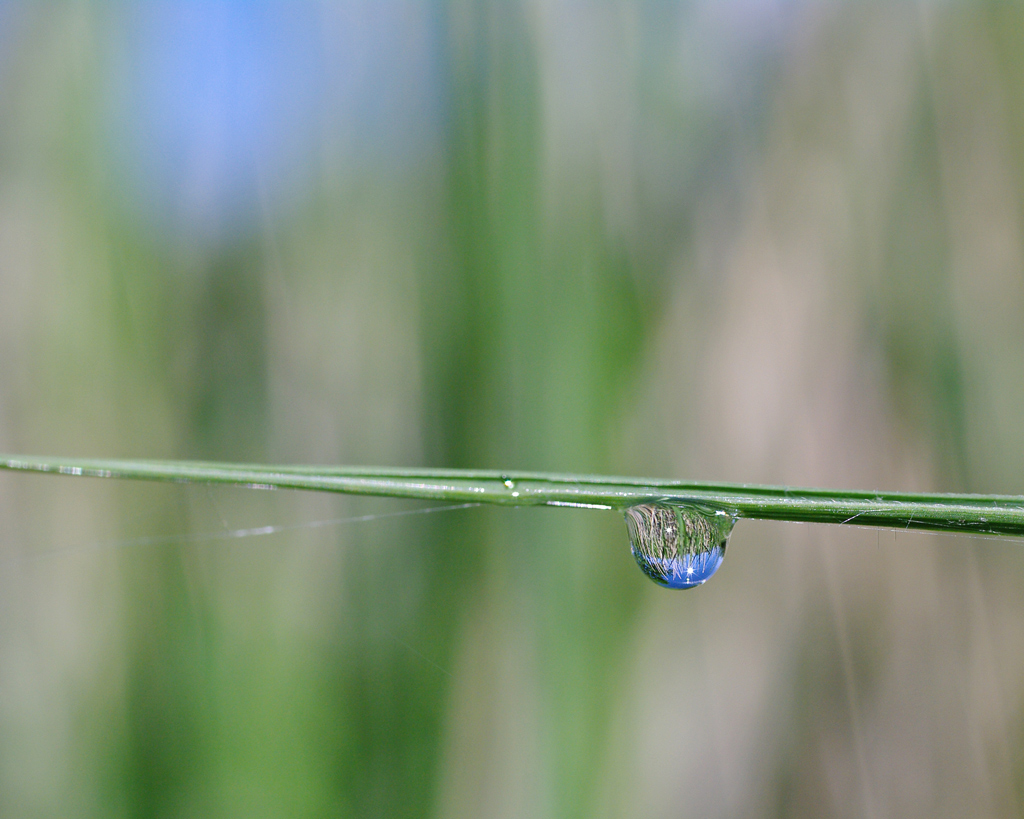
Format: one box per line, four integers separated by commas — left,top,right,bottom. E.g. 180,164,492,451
2,454,1023,536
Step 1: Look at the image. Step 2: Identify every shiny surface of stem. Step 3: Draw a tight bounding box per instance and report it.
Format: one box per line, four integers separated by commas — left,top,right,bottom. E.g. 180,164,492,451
2,454,1023,536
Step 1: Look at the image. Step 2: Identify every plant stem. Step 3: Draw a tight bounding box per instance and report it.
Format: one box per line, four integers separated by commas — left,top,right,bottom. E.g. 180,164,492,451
1,454,1022,536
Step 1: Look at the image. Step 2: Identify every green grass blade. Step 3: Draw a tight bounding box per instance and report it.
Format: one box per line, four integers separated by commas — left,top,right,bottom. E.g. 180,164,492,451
1,453,1023,536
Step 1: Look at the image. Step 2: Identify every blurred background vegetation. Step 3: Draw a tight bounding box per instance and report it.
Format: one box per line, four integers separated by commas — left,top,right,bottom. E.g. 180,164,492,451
1,1,1024,816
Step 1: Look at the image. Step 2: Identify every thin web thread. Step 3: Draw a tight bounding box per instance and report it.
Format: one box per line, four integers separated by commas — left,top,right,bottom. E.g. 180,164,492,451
14,502,481,563
786,516,1023,544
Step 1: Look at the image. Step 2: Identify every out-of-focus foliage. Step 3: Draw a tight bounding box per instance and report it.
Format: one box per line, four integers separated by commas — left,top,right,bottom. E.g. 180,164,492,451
1,2,1023,816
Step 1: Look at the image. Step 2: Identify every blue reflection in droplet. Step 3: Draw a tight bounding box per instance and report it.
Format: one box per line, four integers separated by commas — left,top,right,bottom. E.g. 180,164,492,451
624,502,735,590
633,545,726,589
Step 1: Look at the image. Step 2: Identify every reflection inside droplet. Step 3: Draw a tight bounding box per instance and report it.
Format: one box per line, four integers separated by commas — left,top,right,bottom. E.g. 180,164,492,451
624,502,735,589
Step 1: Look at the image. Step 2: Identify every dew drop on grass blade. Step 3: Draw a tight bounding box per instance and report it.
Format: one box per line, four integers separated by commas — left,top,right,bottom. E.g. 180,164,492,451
624,502,736,589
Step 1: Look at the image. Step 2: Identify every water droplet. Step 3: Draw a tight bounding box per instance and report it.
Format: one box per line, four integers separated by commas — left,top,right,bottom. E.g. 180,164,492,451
502,476,516,490
624,502,735,589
